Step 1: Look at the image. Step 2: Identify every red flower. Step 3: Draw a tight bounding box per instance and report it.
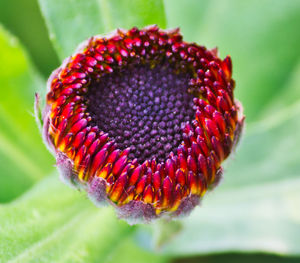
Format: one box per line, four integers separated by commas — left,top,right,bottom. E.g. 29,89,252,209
37,26,244,224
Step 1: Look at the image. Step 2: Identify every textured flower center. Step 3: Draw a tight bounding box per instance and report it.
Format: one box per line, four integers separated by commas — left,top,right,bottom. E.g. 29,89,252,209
87,61,194,163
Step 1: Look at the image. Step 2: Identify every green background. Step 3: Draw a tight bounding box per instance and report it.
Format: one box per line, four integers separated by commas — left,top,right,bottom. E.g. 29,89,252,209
0,0,299,262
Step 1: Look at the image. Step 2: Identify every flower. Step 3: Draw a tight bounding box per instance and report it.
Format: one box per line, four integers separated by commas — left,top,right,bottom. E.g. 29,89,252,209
37,25,244,224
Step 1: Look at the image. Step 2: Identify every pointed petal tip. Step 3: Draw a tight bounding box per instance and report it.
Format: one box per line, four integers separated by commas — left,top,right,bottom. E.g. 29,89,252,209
210,47,219,56
88,176,109,207
116,200,157,225
210,167,223,189
172,195,200,218
233,100,246,150
56,152,78,189
34,92,43,131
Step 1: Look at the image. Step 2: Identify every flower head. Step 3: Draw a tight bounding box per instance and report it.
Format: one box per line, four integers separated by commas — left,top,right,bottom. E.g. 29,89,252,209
38,26,244,224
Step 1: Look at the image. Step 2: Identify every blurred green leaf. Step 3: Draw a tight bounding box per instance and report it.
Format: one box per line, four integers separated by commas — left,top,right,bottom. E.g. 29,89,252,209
0,26,53,202
38,0,166,60
164,0,300,121
174,253,300,263
262,61,300,118
0,175,169,263
0,0,59,76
